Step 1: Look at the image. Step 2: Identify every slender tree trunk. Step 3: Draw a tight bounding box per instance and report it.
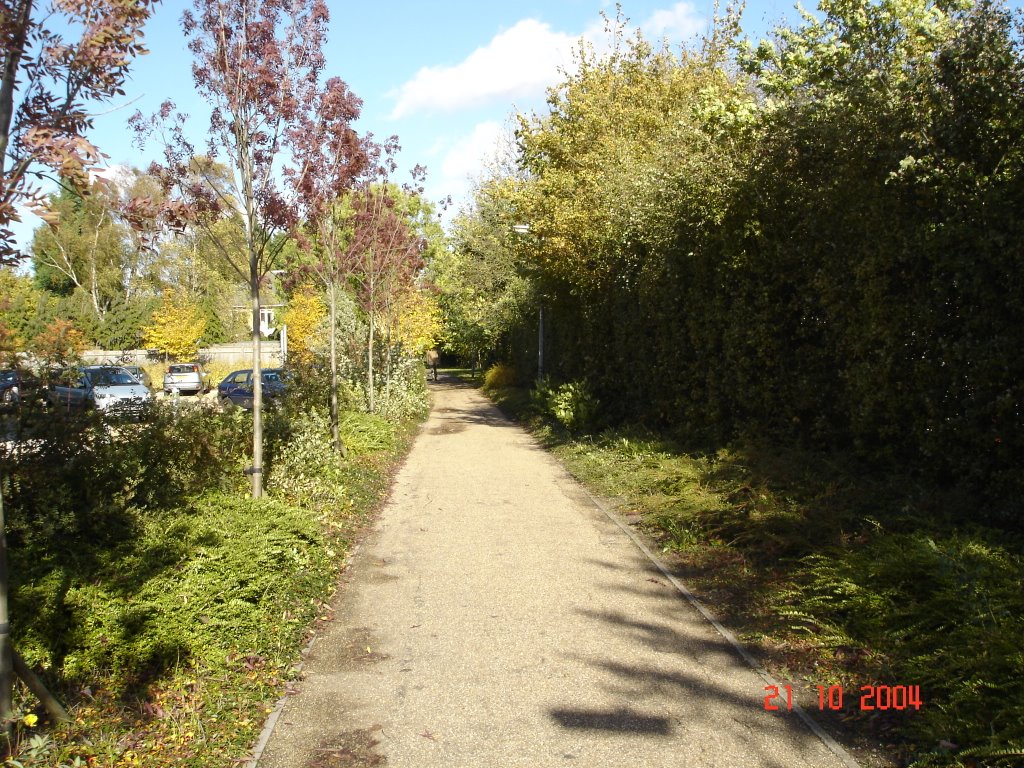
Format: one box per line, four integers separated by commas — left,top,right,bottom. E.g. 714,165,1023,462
0,0,33,174
250,255,263,498
90,257,101,320
367,309,375,413
88,208,106,321
328,282,346,457
366,266,376,413
0,480,11,747
12,651,68,724
236,106,263,499
384,325,392,405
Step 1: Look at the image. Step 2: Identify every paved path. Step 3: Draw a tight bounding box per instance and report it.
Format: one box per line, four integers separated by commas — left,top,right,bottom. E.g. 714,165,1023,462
255,378,855,768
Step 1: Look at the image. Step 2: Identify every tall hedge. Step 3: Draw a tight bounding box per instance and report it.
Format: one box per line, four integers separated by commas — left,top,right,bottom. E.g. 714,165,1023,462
477,1,1023,523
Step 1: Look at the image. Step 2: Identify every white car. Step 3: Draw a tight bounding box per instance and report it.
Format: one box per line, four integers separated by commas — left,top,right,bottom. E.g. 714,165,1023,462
163,362,210,395
48,366,153,413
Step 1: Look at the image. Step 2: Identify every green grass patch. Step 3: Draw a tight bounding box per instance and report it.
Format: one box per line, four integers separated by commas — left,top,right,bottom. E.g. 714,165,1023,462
476,380,1024,768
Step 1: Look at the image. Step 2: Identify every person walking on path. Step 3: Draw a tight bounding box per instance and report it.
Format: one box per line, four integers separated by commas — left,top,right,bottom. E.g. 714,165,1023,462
425,349,439,381
252,379,862,768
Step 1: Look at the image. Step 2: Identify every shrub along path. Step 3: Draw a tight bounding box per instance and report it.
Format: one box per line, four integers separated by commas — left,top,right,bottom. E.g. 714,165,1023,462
254,377,861,768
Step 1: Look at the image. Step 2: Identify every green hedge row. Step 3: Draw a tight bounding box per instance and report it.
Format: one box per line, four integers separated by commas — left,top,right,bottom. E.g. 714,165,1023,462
514,2,1023,524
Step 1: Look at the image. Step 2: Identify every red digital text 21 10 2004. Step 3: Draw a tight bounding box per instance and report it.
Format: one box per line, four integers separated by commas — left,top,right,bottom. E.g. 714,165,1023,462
764,684,922,712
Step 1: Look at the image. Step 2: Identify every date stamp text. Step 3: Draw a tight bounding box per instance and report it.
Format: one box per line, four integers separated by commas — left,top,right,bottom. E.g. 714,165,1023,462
764,684,922,712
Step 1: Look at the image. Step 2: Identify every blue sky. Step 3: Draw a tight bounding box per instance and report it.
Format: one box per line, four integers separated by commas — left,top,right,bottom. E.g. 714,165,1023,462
105,2,801,202
9,0,827,249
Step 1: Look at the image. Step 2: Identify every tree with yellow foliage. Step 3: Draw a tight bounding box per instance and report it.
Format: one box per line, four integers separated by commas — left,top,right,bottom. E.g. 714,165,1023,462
395,288,442,357
281,288,326,366
143,291,207,361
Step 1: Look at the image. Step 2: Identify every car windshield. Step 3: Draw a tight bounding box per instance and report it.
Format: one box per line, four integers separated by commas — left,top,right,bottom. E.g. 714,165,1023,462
263,371,282,383
168,365,198,374
89,370,138,387
0,371,15,384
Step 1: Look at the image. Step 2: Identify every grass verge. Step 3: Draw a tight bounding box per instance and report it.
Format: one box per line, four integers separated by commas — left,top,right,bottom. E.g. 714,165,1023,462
2,402,422,768
480,378,1024,768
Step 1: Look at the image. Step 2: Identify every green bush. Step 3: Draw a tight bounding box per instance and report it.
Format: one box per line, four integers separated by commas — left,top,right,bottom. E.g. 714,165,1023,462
265,407,349,518
1,405,250,569
785,533,1024,746
12,492,332,694
534,379,599,432
0,369,419,765
373,354,429,422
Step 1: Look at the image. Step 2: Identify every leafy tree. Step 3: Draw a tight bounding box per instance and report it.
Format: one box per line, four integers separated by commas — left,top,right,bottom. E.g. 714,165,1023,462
344,179,426,413
96,294,157,352
287,78,366,454
135,0,353,497
0,0,164,695
30,180,130,322
0,0,157,265
31,318,85,372
394,287,442,357
433,177,536,372
143,291,207,361
0,267,41,351
281,287,326,366
0,321,16,368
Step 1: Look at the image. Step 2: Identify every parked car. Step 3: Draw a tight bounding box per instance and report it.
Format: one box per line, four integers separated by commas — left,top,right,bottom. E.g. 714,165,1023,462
48,366,153,413
121,365,152,389
163,362,210,395
217,368,288,410
0,368,42,406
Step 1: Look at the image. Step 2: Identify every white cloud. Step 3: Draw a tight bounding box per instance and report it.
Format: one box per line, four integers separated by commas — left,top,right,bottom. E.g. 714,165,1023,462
388,19,579,119
425,121,511,219
440,121,505,182
389,6,708,121
641,2,705,42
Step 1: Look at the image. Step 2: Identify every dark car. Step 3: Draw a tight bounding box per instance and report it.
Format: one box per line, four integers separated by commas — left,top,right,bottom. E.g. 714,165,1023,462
217,368,287,410
1,370,33,405
0,368,42,406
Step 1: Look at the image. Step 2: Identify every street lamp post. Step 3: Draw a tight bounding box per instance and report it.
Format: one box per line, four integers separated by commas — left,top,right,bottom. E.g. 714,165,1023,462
512,224,545,382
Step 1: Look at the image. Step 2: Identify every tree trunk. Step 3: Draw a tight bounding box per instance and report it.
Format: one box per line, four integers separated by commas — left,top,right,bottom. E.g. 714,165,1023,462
12,651,69,724
0,481,12,745
0,0,33,174
384,326,392,405
250,256,263,498
328,283,346,458
367,309,375,413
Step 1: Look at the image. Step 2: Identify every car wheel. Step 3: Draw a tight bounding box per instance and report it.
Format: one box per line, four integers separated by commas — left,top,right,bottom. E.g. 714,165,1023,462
2,388,15,403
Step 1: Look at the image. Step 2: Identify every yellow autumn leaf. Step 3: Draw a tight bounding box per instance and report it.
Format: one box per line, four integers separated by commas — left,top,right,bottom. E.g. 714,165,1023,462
22,713,38,727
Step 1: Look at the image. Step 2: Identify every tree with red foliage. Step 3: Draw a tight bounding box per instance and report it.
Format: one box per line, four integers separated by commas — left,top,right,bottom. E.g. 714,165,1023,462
343,141,427,414
134,0,360,497
287,76,367,455
0,0,157,265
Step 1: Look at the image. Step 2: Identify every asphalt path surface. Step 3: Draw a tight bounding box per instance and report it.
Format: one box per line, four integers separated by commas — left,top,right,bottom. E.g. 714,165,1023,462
254,376,857,768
